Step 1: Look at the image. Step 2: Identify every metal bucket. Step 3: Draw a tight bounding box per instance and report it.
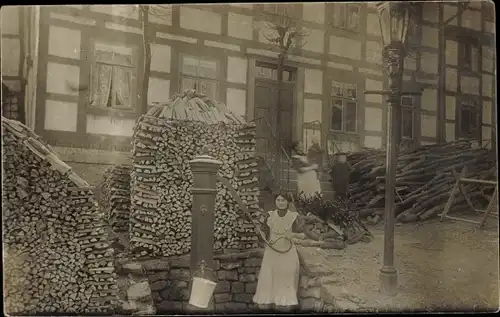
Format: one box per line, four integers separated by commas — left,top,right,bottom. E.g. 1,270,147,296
188,277,217,308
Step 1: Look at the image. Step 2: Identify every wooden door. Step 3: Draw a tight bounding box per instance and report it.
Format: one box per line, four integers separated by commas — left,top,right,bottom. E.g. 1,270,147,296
254,80,294,158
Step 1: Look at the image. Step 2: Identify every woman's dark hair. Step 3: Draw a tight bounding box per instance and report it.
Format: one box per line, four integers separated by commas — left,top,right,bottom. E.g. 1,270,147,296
289,141,302,155
273,189,293,202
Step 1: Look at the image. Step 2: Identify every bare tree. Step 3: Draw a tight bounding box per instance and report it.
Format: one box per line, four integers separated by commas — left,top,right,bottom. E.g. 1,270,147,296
258,6,308,189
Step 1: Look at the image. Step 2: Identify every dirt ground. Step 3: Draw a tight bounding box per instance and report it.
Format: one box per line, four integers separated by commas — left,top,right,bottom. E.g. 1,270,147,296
315,215,499,312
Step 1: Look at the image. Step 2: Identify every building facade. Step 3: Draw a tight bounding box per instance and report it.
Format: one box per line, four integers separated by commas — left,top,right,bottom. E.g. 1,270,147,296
1,3,496,165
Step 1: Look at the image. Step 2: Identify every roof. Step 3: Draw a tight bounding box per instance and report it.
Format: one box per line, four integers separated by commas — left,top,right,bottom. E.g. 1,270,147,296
1,117,91,189
145,89,247,125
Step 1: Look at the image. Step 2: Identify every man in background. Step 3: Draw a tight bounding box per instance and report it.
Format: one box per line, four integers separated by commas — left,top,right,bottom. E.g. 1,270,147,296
330,152,350,201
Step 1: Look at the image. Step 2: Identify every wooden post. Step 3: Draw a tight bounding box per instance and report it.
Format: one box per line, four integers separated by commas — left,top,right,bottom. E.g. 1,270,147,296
187,145,221,312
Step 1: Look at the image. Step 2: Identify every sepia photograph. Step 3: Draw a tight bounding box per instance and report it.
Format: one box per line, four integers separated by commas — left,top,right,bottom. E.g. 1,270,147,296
1,1,498,315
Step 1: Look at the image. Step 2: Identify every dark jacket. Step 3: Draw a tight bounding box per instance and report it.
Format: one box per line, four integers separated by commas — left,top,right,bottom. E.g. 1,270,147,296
331,162,350,196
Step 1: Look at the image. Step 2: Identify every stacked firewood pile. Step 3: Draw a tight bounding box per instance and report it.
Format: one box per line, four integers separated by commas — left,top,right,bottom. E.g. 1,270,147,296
129,90,261,257
100,165,132,233
332,140,497,223
2,117,117,315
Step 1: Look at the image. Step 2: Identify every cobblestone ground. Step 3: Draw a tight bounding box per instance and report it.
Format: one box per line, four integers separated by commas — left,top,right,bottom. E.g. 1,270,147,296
302,215,499,312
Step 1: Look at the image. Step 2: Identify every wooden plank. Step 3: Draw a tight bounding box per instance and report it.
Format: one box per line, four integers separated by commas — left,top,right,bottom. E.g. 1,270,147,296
480,185,498,229
440,166,467,221
460,178,498,186
442,215,481,225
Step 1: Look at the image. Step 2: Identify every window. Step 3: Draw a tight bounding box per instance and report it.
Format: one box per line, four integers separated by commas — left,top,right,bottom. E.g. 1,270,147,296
90,42,137,110
330,81,357,133
458,100,480,138
180,55,219,101
401,96,415,139
460,41,480,72
255,63,295,82
331,3,360,32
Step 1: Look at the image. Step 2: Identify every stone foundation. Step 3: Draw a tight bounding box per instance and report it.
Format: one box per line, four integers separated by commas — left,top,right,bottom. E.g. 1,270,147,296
115,249,264,314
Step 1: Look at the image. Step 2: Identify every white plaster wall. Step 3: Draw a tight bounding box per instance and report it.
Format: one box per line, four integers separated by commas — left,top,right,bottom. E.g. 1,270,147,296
446,68,458,92
443,5,458,26
365,79,384,104
302,3,325,24
445,123,455,142
366,13,381,37
423,3,439,23
303,99,322,124
405,57,417,71
303,28,324,53
86,115,135,137
482,47,494,73
1,6,20,34
482,74,493,98
48,26,81,59
44,100,78,132
148,6,172,25
227,56,248,84
421,89,437,112
445,95,456,120
482,126,492,143
90,5,139,20
304,69,323,95
1,38,20,76
482,100,492,125
364,107,383,132
363,136,382,149
421,52,438,74
151,43,171,73
228,13,253,40
445,40,458,66
421,114,437,138
365,41,383,65
226,88,246,118
148,78,171,104
461,9,482,31
422,26,439,49
460,76,480,95
329,36,361,60
46,62,80,96
180,7,221,35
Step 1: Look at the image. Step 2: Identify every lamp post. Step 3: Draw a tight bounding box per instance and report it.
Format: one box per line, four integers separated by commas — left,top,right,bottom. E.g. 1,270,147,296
375,1,410,296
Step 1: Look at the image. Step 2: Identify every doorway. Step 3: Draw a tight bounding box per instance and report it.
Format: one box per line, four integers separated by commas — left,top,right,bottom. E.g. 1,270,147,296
253,62,296,191
253,62,296,159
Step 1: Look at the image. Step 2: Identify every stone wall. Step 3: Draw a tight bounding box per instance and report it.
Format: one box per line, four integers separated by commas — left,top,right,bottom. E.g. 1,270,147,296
115,249,264,314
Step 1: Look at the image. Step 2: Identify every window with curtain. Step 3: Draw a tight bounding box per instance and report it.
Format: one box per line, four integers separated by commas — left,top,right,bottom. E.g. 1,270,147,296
180,55,219,101
331,3,360,32
90,43,136,110
401,96,415,139
330,81,357,133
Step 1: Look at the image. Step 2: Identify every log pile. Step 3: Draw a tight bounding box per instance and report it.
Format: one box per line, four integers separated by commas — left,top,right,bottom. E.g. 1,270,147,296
332,140,497,223
100,165,133,233
129,90,261,257
2,117,117,315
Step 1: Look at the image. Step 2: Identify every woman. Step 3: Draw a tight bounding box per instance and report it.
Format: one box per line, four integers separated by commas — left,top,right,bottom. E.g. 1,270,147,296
253,193,303,311
290,141,322,199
